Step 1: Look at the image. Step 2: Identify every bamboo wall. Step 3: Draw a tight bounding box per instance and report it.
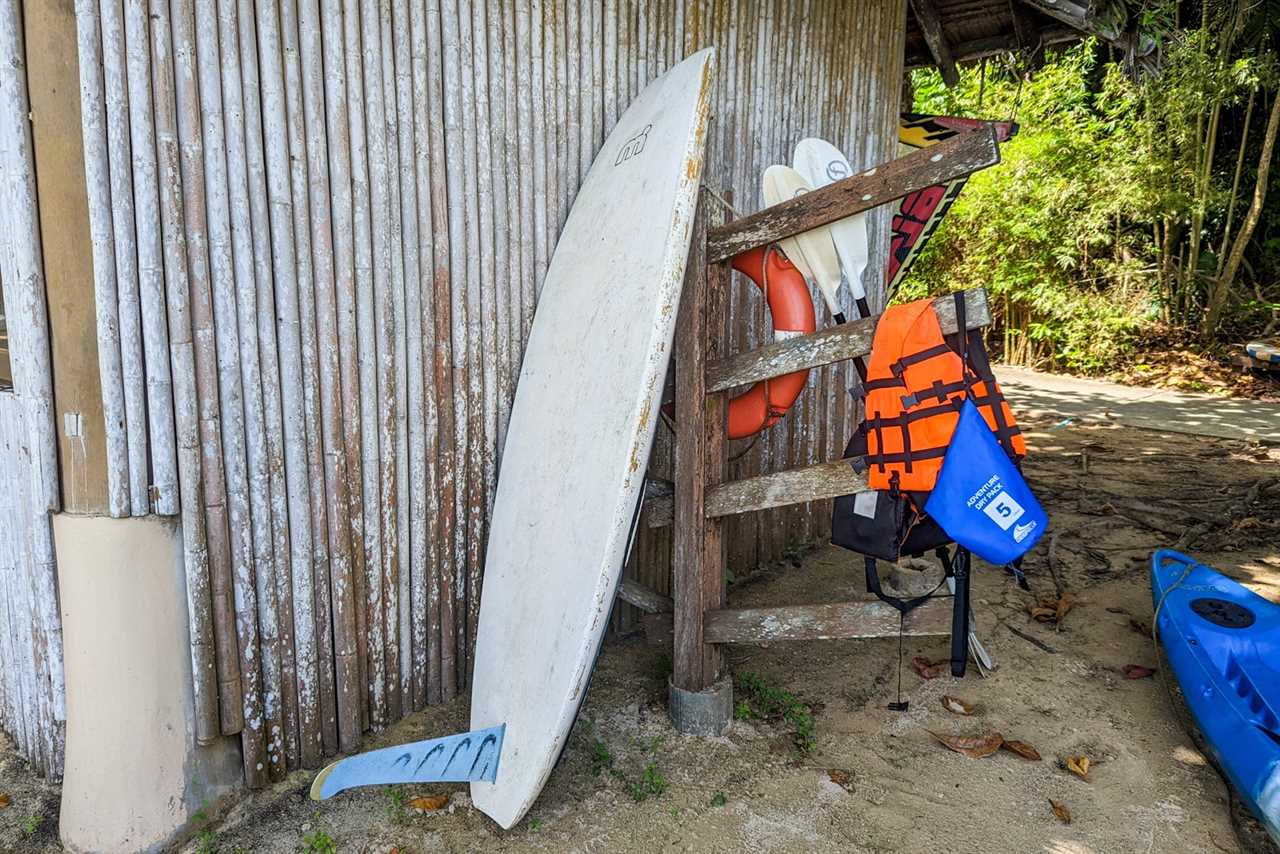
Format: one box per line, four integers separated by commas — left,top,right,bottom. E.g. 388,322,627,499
59,0,905,786
0,0,64,780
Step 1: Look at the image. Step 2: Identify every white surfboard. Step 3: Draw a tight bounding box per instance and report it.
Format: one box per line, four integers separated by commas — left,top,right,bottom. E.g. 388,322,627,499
469,48,715,830
761,165,845,322
793,138,871,318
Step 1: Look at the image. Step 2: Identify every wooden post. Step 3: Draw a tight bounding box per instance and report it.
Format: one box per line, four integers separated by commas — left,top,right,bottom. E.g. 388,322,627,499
671,189,721,696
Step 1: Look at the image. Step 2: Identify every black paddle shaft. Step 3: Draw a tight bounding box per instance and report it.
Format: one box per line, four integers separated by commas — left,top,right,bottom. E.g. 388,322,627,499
950,548,971,677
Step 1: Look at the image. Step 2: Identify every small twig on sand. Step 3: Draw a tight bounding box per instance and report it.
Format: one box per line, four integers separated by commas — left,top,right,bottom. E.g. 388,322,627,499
1047,532,1065,600
1176,476,1277,550
1242,477,1278,509
1006,623,1058,654
1174,521,1214,551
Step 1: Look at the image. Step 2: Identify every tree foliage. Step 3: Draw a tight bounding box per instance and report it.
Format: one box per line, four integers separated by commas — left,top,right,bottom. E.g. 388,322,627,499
901,5,1279,374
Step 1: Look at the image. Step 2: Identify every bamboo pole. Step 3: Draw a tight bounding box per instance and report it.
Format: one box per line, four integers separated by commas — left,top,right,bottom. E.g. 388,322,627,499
442,0,472,692
529,0,547,319
394,0,429,713
382,0,410,719
0,411,16,742
0,413,20,752
29,481,64,779
0,4,64,777
146,0,220,746
425,0,458,702
279,0,339,756
216,0,286,780
297,0,361,752
345,0,387,729
72,0,130,517
315,0,367,738
235,0,299,770
408,0,442,707
192,0,267,788
513,0,534,352
0,0,57,515
457,0,485,686
99,0,150,515
2,403,35,767
498,0,520,460
481,0,509,477
123,0,179,515
170,0,244,738
467,0,497,683
360,0,397,725
254,0,323,768
0,402,33,763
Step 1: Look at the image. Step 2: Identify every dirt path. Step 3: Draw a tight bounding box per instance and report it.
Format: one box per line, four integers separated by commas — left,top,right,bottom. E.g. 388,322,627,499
2,414,1278,853
997,365,1280,444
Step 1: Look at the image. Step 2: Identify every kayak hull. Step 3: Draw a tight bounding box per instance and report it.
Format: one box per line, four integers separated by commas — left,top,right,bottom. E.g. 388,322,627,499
1151,549,1280,845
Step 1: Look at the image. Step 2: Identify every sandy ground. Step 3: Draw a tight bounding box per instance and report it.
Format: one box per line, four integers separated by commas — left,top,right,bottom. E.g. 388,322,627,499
1,414,1278,853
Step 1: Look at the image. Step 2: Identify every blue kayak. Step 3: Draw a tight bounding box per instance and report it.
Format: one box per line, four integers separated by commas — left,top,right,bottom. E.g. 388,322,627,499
1152,549,1280,846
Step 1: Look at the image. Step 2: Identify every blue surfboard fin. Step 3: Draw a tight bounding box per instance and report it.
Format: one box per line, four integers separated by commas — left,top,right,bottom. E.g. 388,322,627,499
310,724,505,799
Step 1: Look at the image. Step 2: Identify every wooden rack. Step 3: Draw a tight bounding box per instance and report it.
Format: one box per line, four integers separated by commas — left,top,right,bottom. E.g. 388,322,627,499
616,126,1003,733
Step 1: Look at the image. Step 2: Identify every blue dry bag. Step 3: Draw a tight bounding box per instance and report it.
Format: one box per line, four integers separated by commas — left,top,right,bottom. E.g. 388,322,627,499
925,399,1046,565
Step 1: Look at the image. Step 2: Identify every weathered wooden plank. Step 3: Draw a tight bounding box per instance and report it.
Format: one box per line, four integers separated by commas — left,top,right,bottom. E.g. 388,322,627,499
647,457,863,529
616,579,673,614
707,127,999,264
704,597,952,644
709,457,866,519
707,288,991,393
909,0,959,86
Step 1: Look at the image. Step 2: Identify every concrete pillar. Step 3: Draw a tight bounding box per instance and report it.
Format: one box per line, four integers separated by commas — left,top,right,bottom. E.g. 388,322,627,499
54,514,242,853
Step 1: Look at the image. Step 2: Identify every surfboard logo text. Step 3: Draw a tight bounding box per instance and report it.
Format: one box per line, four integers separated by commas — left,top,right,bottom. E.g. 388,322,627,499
614,124,652,166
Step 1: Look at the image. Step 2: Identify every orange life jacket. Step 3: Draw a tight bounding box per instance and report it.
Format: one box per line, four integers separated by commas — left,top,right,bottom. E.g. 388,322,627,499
863,296,1024,493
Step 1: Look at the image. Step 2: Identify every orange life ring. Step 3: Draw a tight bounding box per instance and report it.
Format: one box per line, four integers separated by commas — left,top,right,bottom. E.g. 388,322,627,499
726,246,817,439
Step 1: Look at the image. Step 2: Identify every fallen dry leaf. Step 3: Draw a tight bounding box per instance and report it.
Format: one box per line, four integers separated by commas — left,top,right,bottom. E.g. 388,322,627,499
1064,755,1091,780
1029,593,1076,625
928,730,1004,759
1055,592,1076,623
1123,664,1155,679
407,794,450,812
911,656,949,680
1001,739,1042,761
941,695,975,716
1050,799,1072,824
826,769,854,791
0,792,10,809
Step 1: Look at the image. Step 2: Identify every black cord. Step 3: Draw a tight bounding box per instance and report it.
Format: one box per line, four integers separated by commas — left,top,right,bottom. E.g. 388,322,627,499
889,613,909,711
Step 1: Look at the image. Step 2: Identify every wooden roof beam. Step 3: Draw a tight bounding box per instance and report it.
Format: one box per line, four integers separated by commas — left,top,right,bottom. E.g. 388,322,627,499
1013,0,1089,32
904,27,1080,69
910,0,960,86
1010,3,1048,69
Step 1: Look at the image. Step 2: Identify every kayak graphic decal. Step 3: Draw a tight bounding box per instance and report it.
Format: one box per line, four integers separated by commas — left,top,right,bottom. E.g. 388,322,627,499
888,114,1018,293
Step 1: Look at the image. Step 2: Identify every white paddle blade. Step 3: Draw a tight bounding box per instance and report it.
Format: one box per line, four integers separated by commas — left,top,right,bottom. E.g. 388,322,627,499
761,164,843,317
793,137,869,303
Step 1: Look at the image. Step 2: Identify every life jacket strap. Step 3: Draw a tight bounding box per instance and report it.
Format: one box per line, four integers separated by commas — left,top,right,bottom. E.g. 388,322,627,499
891,342,954,375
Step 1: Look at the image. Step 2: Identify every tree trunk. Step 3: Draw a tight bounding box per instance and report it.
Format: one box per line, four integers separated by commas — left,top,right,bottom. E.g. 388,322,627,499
1204,90,1280,338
